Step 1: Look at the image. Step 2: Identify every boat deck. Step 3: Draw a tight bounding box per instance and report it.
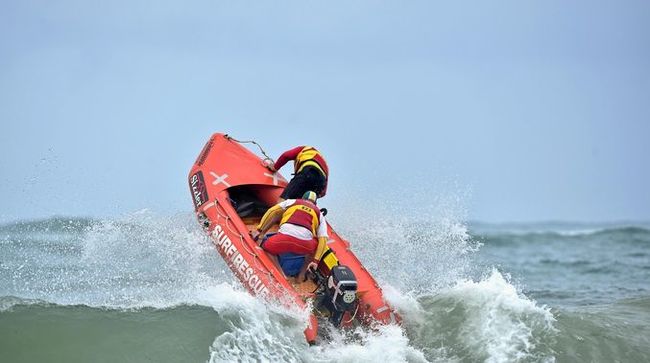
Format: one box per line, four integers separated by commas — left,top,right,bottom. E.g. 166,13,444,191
242,217,317,295
288,277,318,295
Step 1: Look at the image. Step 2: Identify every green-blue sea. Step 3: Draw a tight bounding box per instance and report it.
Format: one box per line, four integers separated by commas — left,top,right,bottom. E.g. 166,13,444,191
1,214,649,362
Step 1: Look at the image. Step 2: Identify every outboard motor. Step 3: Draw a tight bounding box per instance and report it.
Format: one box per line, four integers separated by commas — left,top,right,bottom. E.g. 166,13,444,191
317,265,358,327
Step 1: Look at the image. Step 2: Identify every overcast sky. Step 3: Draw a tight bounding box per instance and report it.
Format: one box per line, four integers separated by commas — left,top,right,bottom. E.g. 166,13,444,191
1,0,649,223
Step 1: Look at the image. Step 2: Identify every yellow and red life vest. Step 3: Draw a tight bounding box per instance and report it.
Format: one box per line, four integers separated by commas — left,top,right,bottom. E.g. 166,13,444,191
279,198,340,273
295,147,329,178
280,199,320,235
317,247,339,275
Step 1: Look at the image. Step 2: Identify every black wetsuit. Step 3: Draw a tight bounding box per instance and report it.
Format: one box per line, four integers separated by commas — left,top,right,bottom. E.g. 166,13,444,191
280,166,327,199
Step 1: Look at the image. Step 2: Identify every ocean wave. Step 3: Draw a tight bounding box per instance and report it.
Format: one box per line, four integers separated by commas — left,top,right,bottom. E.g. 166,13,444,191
0,293,233,313
474,225,650,245
0,211,228,310
615,296,650,310
551,300,650,362
407,269,556,363
5,276,648,362
173,283,428,363
6,265,554,362
4,273,547,363
0,299,226,363
4,213,649,361
0,295,50,311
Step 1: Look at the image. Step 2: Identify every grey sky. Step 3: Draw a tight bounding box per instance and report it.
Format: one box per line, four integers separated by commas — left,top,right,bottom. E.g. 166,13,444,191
1,0,649,223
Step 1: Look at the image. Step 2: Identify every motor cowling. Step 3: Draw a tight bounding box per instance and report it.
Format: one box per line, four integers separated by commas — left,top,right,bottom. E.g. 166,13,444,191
322,265,357,326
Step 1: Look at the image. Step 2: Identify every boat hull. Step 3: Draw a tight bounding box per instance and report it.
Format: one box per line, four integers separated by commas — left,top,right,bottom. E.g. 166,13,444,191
188,133,399,343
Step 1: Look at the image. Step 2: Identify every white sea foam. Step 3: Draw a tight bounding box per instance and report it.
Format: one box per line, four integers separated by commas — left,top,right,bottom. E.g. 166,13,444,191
2,205,558,362
1,210,227,309
201,283,309,363
334,213,480,295
383,283,425,321
441,269,556,363
308,324,429,363
198,282,428,363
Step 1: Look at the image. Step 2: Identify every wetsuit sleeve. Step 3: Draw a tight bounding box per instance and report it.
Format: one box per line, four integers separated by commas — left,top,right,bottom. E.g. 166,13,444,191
313,214,329,261
316,213,328,238
255,205,282,232
313,237,328,262
256,200,295,232
274,146,304,170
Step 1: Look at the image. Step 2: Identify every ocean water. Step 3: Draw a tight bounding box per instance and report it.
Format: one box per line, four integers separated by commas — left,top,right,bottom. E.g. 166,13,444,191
1,212,649,362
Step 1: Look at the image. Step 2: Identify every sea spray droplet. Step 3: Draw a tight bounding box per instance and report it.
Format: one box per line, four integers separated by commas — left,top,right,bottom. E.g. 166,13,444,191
1,212,227,309
339,217,479,294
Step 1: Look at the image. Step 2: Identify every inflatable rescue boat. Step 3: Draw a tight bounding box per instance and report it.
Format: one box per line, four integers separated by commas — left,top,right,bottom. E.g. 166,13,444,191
188,133,399,343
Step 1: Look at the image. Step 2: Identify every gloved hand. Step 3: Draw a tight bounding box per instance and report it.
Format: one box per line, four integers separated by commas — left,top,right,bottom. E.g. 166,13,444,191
250,229,261,242
298,261,318,282
262,159,276,172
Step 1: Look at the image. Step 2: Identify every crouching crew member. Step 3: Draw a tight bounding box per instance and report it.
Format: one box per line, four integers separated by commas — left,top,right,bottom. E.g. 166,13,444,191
266,146,329,200
252,191,336,280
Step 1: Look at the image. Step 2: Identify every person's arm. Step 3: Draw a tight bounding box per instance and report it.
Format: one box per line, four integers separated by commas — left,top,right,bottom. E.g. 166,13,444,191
255,205,283,236
272,146,304,171
298,239,328,281
312,213,329,262
297,214,329,281
253,200,294,239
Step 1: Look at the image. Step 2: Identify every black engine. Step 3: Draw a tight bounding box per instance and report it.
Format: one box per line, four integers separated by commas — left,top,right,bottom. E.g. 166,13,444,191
315,265,358,327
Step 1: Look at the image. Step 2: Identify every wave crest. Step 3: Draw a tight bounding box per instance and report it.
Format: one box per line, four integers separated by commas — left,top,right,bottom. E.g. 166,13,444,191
408,269,556,363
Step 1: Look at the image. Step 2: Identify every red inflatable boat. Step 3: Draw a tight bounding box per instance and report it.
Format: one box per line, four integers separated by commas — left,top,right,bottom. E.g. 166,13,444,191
188,133,399,343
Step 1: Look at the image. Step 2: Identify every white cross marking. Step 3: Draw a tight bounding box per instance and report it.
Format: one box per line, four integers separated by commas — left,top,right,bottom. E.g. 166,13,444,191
264,172,284,186
210,172,231,187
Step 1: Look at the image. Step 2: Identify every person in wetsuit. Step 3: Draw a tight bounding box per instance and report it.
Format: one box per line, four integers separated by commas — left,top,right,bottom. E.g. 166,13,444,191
266,146,329,200
252,191,335,280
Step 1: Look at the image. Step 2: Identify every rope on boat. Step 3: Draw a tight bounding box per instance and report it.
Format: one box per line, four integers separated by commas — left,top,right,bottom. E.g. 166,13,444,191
224,134,274,163
214,199,268,274
213,199,291,295
213,136,320,297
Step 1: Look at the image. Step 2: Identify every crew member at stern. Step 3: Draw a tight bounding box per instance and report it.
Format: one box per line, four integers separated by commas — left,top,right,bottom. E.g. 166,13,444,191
266,146,329,199
252,191,333,280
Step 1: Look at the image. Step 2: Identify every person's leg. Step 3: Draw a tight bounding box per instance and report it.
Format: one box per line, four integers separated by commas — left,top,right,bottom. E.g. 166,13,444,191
262,233,316,278
314,171,326,196
280,172,311,200
259,235,286,274
302,167,326,196
262,233,316,255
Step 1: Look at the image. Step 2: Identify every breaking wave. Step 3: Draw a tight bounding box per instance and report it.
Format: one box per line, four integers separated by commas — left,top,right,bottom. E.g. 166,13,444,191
8,213,647,362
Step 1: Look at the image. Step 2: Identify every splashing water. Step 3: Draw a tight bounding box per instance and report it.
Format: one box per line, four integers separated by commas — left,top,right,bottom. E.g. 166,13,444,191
1,210,226,308
0,208,566,363
424,270,556,362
